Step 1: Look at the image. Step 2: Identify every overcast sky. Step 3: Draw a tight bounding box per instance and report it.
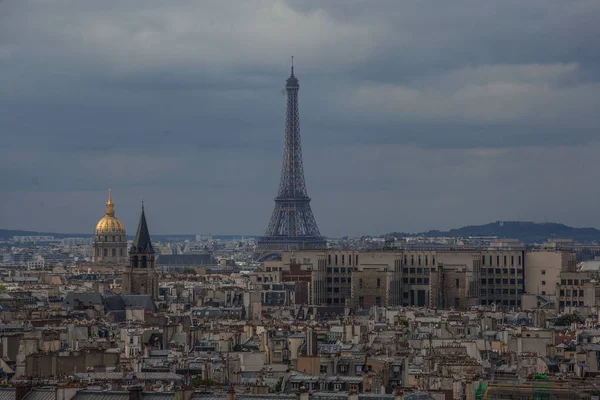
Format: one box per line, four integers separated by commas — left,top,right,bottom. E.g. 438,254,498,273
1,0,600,237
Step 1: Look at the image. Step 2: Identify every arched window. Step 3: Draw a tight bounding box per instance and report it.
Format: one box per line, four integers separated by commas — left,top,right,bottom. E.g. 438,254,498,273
103,248,108,257
142,256,147,268
120,248,123,257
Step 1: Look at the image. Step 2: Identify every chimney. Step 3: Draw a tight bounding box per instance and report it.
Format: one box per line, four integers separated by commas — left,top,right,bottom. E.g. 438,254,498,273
226,386,236,400
129,387,143,400
16,386,32,400
348,388,359,400
297,386,309,400
394,388,404,400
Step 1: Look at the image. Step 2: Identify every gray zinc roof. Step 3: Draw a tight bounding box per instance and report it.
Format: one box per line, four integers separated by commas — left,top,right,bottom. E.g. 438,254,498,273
24,388,56,400
0,388,15,400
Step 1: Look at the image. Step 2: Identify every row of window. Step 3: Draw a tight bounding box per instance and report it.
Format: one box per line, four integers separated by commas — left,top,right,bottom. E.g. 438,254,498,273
480,299,521,306
481,268,523,275
327,267,352,274
559,301,584,307
96,248,124,257
327,277,351,283
327,254,359,266
96,235,125,242
481,288,523,295
559,289,585,297
402,267,435,274
256,276,276,282
481,278,524,285
561,279,589,285
401,277,430,285
403,255,435,266
482,254,522,267
327,287,352,294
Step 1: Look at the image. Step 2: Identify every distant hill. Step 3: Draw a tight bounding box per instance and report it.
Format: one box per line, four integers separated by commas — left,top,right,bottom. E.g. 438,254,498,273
0,229,85,241
0,229,256,242
386,221,600,244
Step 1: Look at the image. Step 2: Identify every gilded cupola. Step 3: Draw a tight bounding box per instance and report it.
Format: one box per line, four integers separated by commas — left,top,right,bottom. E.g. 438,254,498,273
95,189,126,234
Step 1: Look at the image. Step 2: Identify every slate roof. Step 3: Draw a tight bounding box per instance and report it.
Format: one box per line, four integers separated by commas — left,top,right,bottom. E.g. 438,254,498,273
24,388,55,400
155,254,216,266
104,295,156,312
64,293,104,308
169,332,187,345
71,391,129,400
0,388,15,400
121,295,156,311
131,205,154,254
73,372,183,382
72,391,175,400
190,393,428,400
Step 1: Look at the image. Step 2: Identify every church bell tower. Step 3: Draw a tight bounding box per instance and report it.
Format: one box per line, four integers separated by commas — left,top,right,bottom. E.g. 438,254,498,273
124,202,159,299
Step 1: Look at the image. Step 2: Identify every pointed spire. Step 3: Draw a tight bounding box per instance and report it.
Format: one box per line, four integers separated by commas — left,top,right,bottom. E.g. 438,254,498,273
105,189,115,216
131,201,154,254
291,55,294,76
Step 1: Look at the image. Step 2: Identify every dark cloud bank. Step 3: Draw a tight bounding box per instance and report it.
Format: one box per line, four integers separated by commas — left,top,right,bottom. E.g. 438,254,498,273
1,0,599,237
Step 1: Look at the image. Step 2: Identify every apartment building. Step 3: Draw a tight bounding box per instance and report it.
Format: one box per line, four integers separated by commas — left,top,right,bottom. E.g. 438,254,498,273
280,247,574,310
557,271,600,312
479,248,525,308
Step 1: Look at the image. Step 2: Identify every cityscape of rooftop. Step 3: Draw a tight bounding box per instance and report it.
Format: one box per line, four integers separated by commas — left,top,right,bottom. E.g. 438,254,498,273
2,1,600,400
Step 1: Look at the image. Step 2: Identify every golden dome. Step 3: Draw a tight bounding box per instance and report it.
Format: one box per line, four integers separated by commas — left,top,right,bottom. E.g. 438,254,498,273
95,189,126,234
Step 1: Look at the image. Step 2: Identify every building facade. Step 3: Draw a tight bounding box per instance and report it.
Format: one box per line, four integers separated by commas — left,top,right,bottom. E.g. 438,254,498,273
281,246,575,310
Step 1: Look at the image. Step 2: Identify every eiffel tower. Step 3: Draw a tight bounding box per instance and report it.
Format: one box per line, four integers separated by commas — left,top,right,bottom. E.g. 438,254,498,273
256,62,326,257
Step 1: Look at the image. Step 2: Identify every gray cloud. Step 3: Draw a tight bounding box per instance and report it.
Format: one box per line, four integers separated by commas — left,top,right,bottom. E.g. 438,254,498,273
1,0,600,236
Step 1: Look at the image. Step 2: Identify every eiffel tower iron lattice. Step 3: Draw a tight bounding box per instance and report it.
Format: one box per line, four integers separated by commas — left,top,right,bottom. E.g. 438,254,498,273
256,64,326,255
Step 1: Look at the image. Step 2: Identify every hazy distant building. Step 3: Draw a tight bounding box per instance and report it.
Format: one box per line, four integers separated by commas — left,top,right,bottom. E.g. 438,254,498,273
123,204,159,300
92,190,128,263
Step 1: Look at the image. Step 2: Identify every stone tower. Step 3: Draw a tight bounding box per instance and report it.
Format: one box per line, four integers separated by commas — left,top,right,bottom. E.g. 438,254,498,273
123,203,159,299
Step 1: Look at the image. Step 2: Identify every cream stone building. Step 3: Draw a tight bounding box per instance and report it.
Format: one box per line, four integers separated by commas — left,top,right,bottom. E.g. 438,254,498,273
281,246,576,310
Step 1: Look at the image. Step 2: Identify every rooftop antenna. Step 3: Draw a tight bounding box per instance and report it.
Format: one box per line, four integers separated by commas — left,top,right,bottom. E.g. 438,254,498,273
291,55,294,75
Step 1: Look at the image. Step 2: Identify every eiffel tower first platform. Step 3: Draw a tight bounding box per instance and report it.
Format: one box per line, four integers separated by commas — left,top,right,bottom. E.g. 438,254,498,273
256,63,326,258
